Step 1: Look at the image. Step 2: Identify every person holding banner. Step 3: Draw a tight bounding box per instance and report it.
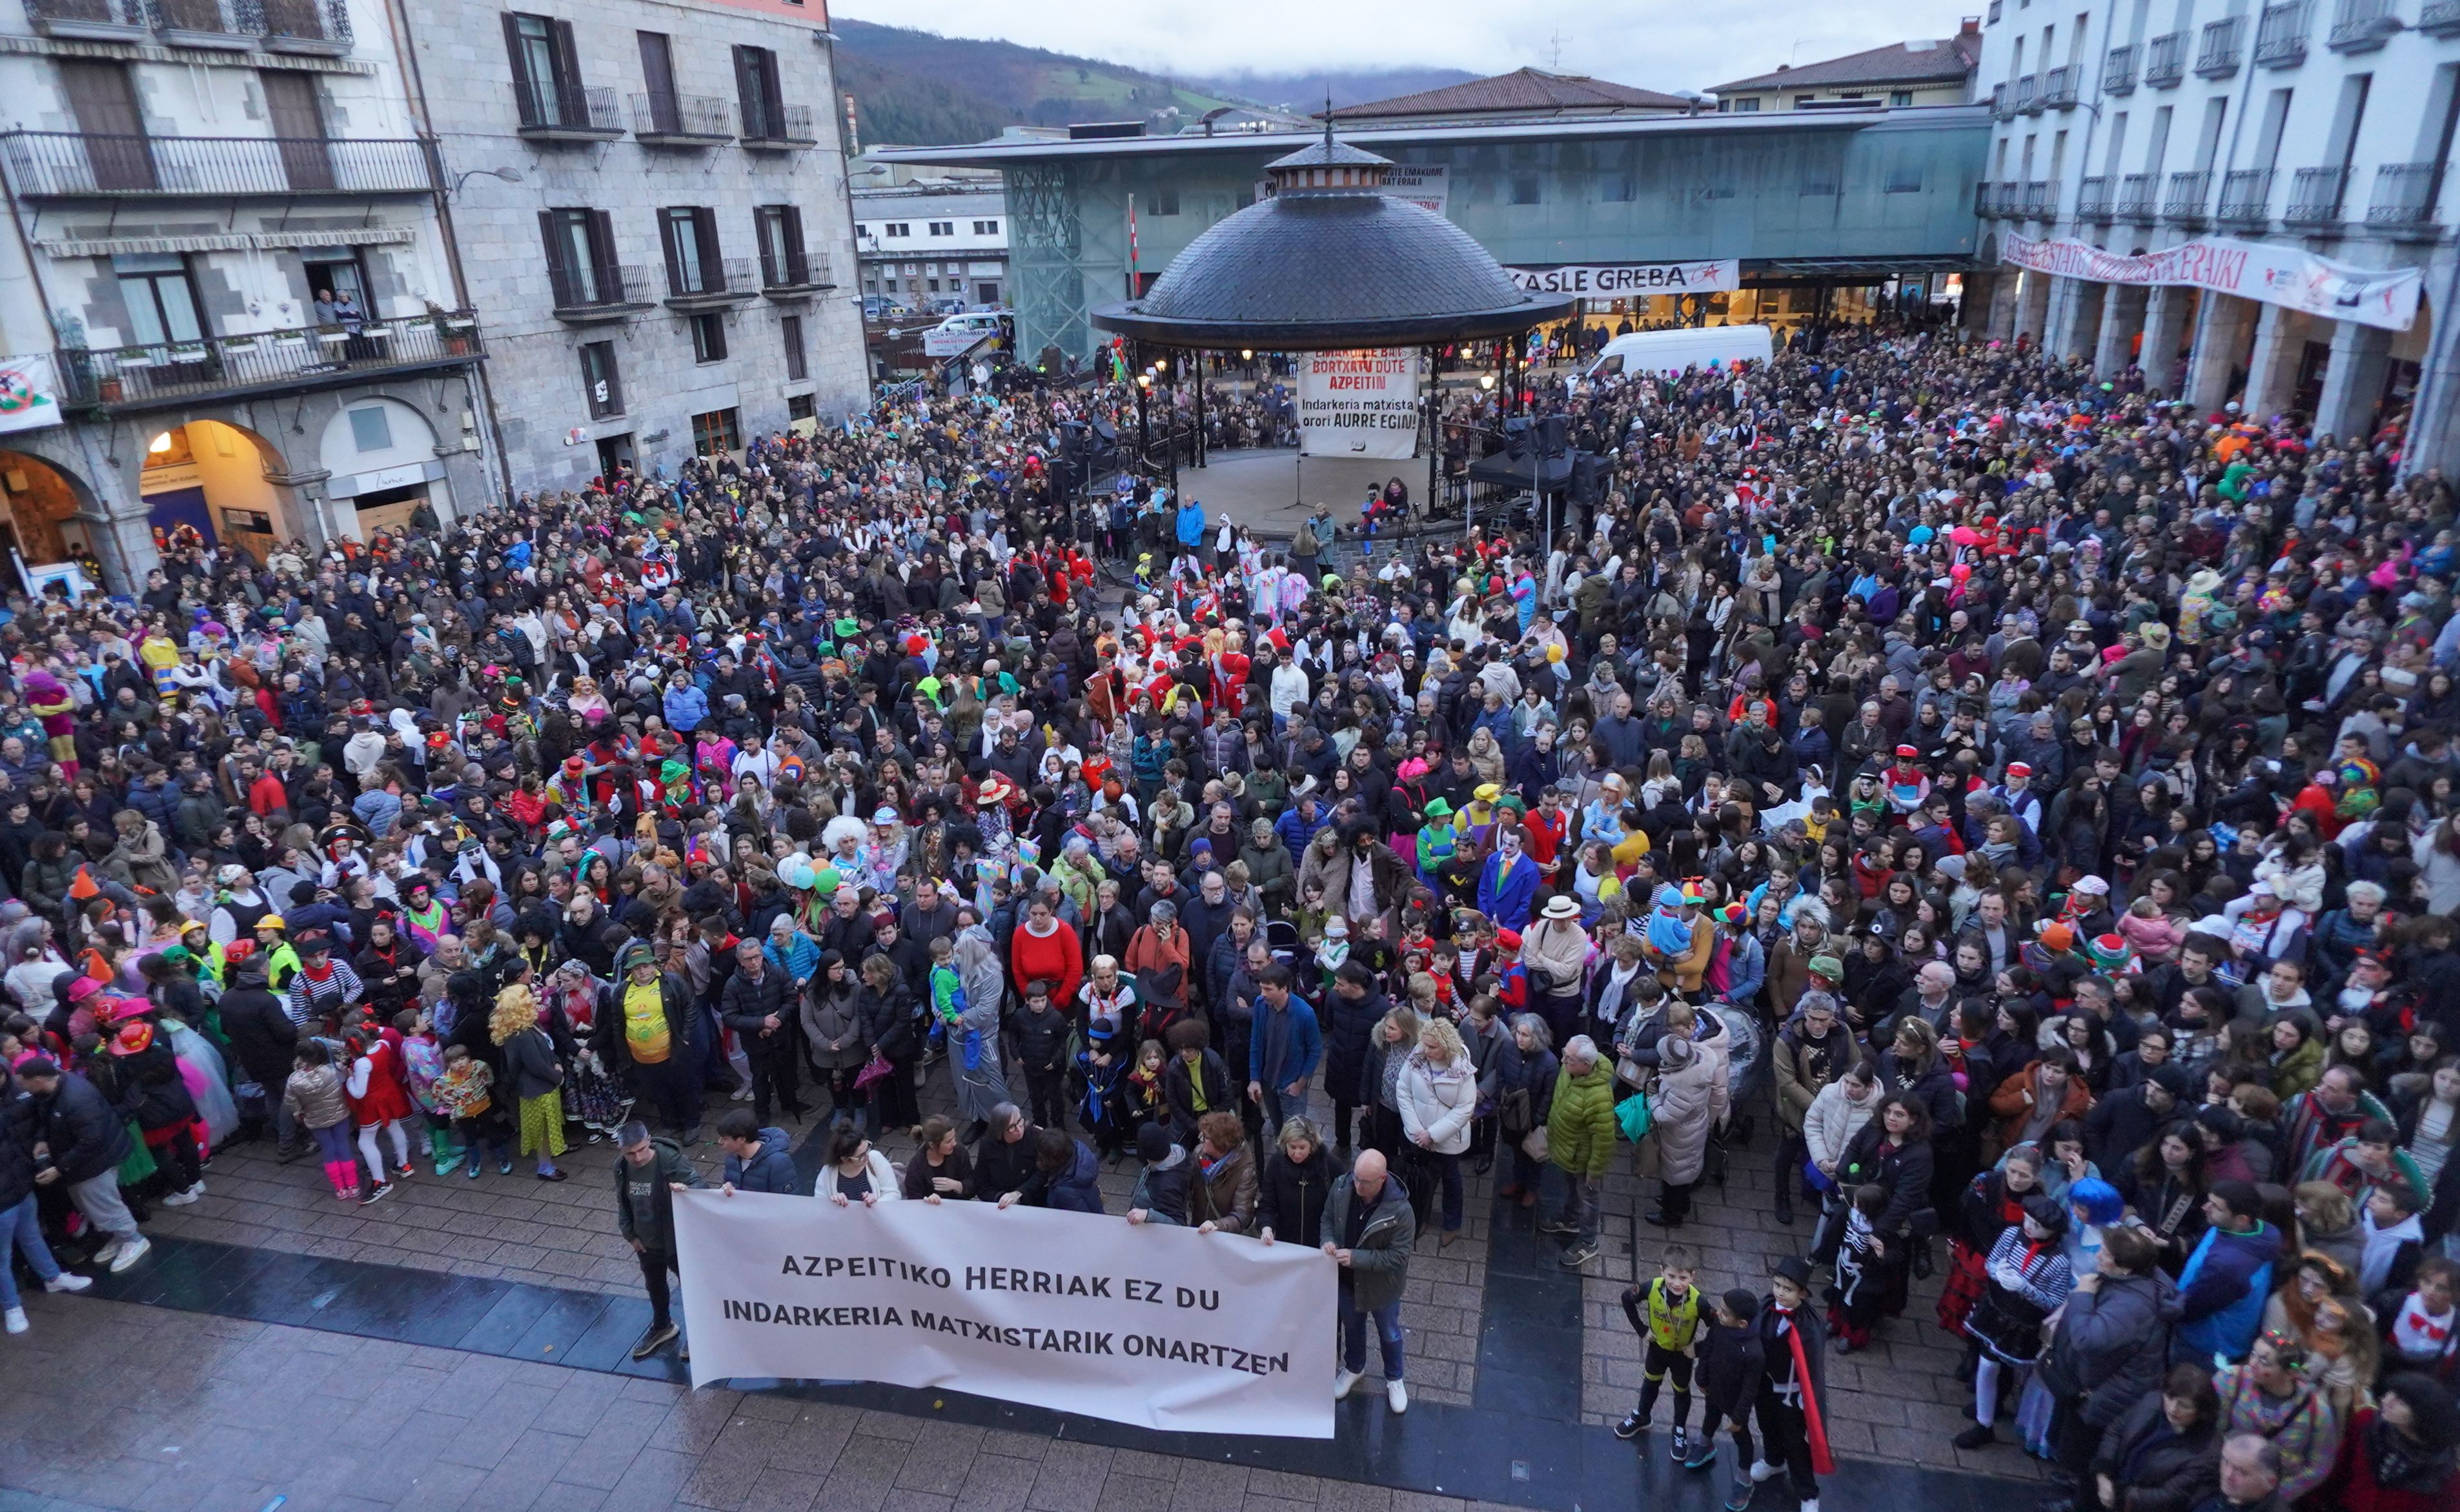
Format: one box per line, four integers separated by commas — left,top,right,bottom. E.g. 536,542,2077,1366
1327,1147,1416,1414
613,1121,700,1362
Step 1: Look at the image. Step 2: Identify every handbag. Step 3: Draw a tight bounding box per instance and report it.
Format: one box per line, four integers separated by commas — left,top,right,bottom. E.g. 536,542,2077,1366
1520,1124,1550,1162
853,1049,893,1091
1615,1091,1653,1143
1615,1055,1650,1090
1499,1085,1534,1136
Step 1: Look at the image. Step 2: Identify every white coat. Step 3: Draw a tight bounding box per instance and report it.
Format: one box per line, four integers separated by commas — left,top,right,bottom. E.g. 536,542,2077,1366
1398,1051,1477,1156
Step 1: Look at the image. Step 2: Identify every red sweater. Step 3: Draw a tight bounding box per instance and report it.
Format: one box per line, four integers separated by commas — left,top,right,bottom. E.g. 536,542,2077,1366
2325,1409,2460,1512
1008,918,1083,1014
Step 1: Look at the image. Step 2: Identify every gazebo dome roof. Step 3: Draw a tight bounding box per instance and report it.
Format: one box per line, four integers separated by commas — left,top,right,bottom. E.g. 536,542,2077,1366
1092,130,1571,349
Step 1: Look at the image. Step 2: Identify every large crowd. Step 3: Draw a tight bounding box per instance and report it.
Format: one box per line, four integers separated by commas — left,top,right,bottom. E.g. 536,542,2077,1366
0,314,2455,1512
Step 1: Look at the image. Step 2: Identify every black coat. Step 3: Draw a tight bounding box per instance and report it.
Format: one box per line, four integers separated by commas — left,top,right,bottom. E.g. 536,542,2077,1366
720,963,795,1059
2089,1387,2219,1512
0,1084,39,1211
218,980,298,1086
1256,1141,1334,1247
857,983,917,1061
31,1071,132,1184
1834,1122,1934,1238
1162,1049,1235,1138
1321,987,1386,1107
591,974,697,1074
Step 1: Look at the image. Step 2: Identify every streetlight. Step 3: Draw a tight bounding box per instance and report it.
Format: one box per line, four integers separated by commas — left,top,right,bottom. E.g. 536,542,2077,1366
1478,374,1494,390
448,165,524,196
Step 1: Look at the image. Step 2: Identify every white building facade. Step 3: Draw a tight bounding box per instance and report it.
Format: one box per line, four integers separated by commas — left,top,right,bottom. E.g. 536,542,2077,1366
850,181,1007,312
1971,0,2460,470
0,0,492,591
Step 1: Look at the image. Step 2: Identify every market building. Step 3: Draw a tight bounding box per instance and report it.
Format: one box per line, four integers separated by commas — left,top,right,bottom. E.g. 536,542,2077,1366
1710,24,1986,114
849,174,1009,314
1969,0,2460,470
874,75,1995,365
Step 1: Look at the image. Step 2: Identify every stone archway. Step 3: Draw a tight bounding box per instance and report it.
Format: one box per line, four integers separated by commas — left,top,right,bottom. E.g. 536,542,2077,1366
136,418,300,561
0,446,104,594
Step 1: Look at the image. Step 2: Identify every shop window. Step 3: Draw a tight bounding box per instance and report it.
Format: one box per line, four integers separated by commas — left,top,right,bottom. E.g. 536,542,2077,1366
691,407,741,456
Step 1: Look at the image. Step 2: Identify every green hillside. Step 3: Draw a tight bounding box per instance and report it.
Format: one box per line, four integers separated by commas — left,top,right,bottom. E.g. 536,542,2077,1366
837,17,1254,145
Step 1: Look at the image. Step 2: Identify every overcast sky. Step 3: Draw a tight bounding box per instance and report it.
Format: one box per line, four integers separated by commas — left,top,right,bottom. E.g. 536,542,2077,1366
828,0,1982,96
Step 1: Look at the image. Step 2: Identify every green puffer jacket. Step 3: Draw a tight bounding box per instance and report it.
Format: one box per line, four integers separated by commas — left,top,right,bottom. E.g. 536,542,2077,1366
1549,1061,1618,1179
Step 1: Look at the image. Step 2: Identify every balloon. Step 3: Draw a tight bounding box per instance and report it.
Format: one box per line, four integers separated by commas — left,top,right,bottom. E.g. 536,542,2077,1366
814,867,843,896
1951,563,1973,583
778,856,815,891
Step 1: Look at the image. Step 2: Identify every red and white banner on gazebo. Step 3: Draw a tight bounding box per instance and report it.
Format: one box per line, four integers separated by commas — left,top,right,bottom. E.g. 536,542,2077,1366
1998,231,2421,331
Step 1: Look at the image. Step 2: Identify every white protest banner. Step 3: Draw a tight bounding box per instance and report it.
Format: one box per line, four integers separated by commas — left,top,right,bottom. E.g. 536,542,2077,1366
1380,163,1449,215
1998,231,2422,332
1299,348,1421,461
670,1189,1338,1438
1507,260,1740,297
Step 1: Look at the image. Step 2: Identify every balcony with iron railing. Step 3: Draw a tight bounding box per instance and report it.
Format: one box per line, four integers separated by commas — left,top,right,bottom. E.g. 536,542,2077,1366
666,256,757,308
2370,161,2444,230
2219,167,2275,223
760,248,833,296
2022,179,2054,216
2104,43,2139,92
738,103,817,149
2014,73,2041,114
132,0,348,52
2255,0,2310,65
0,130,436,197
2286,165,2348,223
630,93,732,146
2119,172,2159,221
514,81,623,142
2197,16,2244,75
2165,168,2214,223
2076,174,2114,217
57,312,480,412
2331,0,2399,48
1989,82,2010,119
2144,30,2188,85
1973,179,1992,217
2043,65,2079,108
23,0,150,41
2425,0,2460,33
1995,179,2021,216
548,263,657,321
257,0,349,54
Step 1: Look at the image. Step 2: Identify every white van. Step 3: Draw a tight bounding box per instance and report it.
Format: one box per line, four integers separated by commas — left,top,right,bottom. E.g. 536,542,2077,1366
1581,324,1774,383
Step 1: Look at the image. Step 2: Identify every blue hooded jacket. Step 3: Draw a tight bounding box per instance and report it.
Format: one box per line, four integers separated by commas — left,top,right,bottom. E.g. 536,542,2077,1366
1175,498,1206,549
2173,1217,2280,1363
724,1127,802,1194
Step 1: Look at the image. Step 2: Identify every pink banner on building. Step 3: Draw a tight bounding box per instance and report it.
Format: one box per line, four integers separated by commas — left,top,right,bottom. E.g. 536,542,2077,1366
1999,231,2422,332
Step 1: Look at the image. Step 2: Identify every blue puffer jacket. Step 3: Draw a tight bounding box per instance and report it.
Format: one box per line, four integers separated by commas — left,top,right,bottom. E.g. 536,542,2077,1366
2173,1218,2281,1364
1044,1138,1105,1213
724,1127,802,1194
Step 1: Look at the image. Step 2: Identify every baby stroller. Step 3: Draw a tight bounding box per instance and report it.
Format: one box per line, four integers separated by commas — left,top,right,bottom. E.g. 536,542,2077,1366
1701,1000,1767,1189
1264,917,1313,982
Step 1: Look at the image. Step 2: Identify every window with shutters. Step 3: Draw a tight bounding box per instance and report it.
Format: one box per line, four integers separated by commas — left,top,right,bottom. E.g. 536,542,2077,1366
781,314,806,380
540,208,623,307
689,311,727,363
505,13,585,129
580,341,622,418
660,207,721,295
755,205,807,287
734,46,786,139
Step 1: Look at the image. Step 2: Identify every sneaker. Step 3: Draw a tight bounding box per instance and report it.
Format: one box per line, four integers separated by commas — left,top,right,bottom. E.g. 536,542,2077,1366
1833,1336,1855,1356
729,1087,755,1101
1683,1442,1718,1473
43,1273,92,1294
1748,1460,1782,1484
435,1149,463,1176
1723,1480,1753,1512
1332,1368,1363,1400
1952,1424,1997,1451
361,1182,394,1206
107,1236,150,1273
465,1159,482,1180
1643,1208,1683,1228
3,1307,24,1335
1385,1379,1407,1413
631,1320,680,1360
1672,1426,1690,1460
1614,1411,1649,1440
1536,1218,1578,1235
1799,1500,1818,1512
394,1163,416,1181
498,1157,513,1175
1560,1242,1600,1268
163,1182,204,1207
537,1169,568,1183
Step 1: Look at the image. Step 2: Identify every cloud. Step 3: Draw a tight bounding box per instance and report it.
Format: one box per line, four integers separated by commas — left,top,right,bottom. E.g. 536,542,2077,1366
829,0,1979,96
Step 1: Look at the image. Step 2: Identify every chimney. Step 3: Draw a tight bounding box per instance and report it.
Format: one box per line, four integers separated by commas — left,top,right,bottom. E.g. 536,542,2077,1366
1961,15,1982,33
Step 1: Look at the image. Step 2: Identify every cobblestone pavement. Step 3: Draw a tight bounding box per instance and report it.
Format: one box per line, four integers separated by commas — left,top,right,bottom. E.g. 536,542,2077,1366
121,1053,2045,1482
0,1299,1544,1512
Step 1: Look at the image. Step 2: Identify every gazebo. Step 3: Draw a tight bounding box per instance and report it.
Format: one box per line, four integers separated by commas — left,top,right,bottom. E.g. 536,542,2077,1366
1090,126,1575,516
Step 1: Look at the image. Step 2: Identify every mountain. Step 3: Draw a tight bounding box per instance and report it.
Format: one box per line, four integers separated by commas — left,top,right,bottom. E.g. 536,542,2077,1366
1183,68,1481,114
835,18,1257,146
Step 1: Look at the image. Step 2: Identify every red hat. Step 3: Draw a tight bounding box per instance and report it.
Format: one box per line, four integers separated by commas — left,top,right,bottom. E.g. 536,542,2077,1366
1895,745,1918,759
110,1022,153,1055
223,939,256,963
562,755,584,772
2006,762,2032,779
1494,928,1523,951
